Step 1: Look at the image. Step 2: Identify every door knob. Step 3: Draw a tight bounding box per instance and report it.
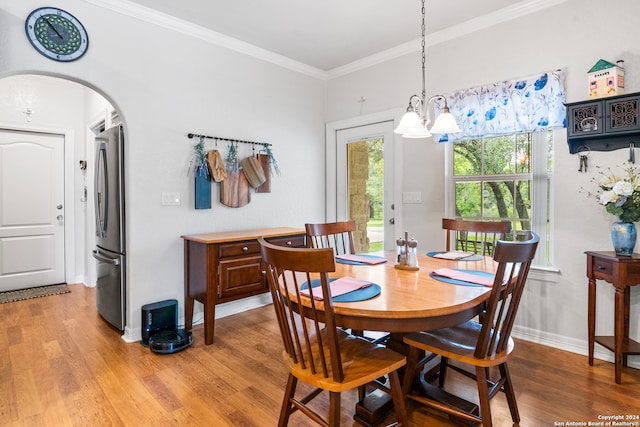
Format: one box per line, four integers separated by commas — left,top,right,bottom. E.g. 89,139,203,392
57,204,63,209
57,215,63,221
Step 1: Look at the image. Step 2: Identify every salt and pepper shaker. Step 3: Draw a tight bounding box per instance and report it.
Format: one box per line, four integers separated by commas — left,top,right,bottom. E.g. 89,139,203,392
407,239,418,268
395,231,419,270
396,236,406,264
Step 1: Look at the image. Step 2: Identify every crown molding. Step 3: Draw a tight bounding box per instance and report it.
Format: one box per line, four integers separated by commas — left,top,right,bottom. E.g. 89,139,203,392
86,0,568,81
83,0,327,80
328,0,569,79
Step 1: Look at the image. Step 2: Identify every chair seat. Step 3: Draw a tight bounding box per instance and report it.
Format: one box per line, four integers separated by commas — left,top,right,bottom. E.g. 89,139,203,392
285,328,406,393
403,321,514,367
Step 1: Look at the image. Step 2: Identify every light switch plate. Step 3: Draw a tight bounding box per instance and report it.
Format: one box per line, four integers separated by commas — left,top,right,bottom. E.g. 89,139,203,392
402,191,422,204
162,192,181,206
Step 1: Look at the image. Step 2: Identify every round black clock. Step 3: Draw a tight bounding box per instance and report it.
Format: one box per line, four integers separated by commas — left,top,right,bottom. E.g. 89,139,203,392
25,7,89,62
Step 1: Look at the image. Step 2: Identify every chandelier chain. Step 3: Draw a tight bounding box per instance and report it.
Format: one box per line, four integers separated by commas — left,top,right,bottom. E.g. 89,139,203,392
420,0,426,101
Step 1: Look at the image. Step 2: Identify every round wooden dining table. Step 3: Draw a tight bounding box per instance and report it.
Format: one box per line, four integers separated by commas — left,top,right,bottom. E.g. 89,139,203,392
328,251,496,334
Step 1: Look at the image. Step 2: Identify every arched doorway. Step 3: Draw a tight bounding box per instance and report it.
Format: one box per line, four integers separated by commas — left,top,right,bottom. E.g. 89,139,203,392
0,73,123,293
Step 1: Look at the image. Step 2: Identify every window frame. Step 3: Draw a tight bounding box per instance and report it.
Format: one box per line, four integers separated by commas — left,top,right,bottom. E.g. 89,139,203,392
444,129,558,267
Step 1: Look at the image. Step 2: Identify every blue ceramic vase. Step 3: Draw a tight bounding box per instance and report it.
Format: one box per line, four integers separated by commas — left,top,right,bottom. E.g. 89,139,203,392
611,221,637,256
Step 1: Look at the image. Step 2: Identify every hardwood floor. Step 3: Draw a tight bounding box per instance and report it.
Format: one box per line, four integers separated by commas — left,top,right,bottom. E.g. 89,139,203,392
1,284,639,426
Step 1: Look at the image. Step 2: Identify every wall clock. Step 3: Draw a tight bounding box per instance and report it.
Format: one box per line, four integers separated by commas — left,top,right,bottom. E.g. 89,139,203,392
25,7,89,62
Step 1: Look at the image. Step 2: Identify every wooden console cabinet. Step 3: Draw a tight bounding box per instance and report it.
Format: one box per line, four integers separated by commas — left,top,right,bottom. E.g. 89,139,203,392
182,227,305,344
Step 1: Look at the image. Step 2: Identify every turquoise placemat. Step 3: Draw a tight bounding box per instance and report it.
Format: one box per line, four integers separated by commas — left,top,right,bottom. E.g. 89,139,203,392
429,269,494,287
335,254,388,265
427,251,484,261
301,278,381,302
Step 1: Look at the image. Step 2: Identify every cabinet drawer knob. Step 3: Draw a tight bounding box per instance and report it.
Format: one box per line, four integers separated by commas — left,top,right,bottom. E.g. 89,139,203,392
242,246,249,252
286,241,292,246
597,265,606,270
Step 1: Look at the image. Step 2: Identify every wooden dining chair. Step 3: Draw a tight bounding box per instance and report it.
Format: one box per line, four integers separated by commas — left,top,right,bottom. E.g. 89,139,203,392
442,218,511,255
258,237,408,427
305,220,356,255
402,232,539,427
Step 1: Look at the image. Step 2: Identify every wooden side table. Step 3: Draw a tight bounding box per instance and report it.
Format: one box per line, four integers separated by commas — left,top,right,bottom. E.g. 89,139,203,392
586,251,640,383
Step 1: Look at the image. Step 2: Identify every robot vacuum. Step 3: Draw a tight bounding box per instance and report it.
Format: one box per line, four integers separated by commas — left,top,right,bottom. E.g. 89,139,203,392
140,299,193,354
148,328,193,354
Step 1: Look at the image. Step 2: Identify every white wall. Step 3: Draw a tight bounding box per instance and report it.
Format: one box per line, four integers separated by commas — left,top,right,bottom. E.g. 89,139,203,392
327,0,640,363
0,0,326,341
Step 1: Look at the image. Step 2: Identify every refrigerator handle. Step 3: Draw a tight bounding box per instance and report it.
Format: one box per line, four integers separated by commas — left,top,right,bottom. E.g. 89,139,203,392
94,142,109,238
92,249,120,266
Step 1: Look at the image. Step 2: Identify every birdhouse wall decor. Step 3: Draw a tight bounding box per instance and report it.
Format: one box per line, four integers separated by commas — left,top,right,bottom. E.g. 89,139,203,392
588,59,625,99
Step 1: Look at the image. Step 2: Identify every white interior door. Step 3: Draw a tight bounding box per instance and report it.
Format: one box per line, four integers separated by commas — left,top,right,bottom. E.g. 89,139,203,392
336,121,396,251
0,129,65,291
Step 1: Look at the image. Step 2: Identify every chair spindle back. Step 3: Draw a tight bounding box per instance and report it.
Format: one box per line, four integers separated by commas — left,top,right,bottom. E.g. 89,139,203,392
443,218,511,255
474,232,538,359
259,237,345,382
305,220,356,256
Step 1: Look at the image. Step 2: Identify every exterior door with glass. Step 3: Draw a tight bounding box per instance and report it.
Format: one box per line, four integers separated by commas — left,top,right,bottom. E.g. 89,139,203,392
334,121,396,252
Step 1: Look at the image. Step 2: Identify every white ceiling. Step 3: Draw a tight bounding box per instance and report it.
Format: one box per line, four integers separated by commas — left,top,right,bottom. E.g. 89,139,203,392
122,0,540,72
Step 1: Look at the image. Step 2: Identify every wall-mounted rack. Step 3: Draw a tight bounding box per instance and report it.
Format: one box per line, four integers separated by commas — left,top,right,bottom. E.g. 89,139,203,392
187,133,271,148
565,92,640,155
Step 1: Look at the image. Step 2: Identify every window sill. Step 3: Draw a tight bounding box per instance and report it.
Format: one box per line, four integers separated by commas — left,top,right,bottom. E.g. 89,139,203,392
529,265,560,283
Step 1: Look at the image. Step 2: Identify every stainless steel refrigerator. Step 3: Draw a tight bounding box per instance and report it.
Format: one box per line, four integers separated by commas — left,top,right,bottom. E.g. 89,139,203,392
92,125,126,331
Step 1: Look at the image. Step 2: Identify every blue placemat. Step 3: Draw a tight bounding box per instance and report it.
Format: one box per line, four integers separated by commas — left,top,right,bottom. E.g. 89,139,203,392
429,269,494,287
335,254,388,265
301,278,381,302
427,251,484,261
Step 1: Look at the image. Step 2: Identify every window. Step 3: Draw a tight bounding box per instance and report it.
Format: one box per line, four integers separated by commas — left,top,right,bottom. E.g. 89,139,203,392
447,129,554,266
441,70,565,267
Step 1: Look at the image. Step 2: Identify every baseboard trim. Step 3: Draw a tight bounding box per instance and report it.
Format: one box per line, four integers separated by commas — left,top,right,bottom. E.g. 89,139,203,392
512,325,640,369
121,326,138,343
187,294,273,326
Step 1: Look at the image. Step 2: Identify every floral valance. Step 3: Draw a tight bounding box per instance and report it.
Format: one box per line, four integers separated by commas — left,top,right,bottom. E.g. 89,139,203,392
435,69,566,143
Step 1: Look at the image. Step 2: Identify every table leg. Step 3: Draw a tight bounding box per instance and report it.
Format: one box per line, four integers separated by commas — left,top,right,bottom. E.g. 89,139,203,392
184,241,194,331
623,287,630,367
587,277,596,366
185,295,194,331
204,297,216,345
614,286,625,384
